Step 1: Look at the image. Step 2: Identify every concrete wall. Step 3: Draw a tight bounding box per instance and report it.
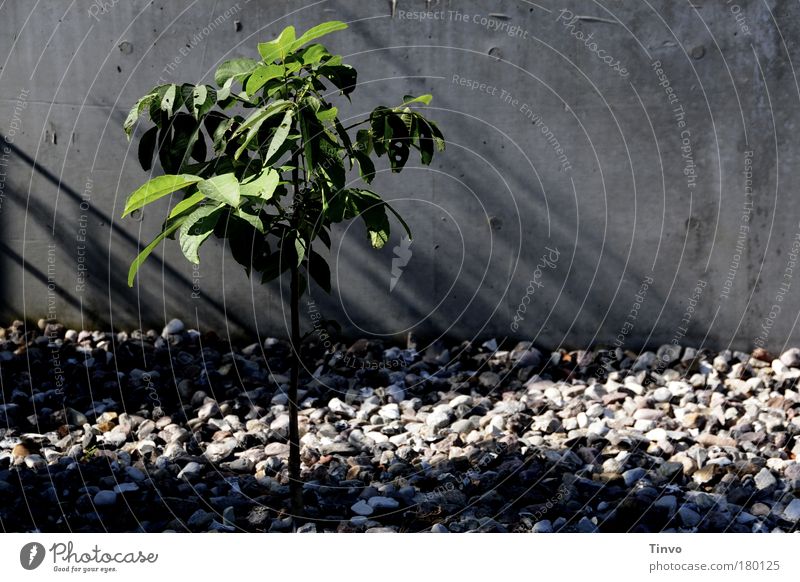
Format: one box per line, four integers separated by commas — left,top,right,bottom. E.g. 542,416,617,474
0,0,798,351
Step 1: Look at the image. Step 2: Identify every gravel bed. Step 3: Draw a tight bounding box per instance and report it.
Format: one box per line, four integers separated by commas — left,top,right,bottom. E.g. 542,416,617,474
2,318,800,532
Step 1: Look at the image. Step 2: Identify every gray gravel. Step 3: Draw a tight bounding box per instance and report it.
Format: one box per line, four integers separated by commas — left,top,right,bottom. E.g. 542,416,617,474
2,319,800,532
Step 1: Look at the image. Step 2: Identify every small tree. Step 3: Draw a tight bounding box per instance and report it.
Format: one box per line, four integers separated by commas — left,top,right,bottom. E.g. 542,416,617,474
121,21,444,515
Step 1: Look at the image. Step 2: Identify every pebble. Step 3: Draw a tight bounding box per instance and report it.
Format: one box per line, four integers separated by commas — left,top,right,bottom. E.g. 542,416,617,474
623,467,646,487
531,520,553,533
654,495,677,514
93,490,117,507
205,440,236,463
162,318,184,337
351,500,374,516
782,499,800,522
1,320,800,534
652,387,672,403
678,506,701,528
368,496,399,510
754,468,778,491
178,462,203,480
426,405,453,430
113,483,139,494
780,348,800,368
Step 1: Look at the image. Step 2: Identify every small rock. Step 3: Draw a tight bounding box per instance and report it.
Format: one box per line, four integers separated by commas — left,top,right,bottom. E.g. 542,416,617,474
693,465,718,485
368,496,399,510
653,387,672,403
162,318,184,337
623,467,646,487
178,461,203,480
780,348,800,368
754,468,777,491
782,499,800,522
205,440,236,463
750,502,771,517
678,506,701,528
426,405,453,430
329,398,356,417
532,519,553,533
187,509,213,530
713,355,729,373
113,482,139,494
654,495,678,514
645,428,668,442
197,401,220,421
93,490,117,507
264,443,291,457
479,371,501,389
351,500,374,516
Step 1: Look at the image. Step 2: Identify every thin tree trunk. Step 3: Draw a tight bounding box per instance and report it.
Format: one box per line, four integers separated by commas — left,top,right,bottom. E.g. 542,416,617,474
288,260,303,516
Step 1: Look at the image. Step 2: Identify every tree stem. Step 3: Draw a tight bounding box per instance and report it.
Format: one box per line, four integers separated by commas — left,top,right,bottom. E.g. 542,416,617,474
287,146,304,517
288,260,303,516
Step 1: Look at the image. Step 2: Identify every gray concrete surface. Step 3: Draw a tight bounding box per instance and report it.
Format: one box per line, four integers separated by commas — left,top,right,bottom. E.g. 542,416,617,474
0,0,798,351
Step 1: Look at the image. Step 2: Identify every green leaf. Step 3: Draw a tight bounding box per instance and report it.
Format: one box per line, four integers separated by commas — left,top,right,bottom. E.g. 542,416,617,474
318,138,346,189
316,106,338,122
402,94,433,106
367,216,389,248
160,84,177,114
300,44,329,67
384,201,412,240
350,190,390,248
333,117,353,156
127,219,184,286
215,58,259,86
260,248,292,283
185,85,216,119
266,110,294,161
137,126,159,171
245,64,285,95
216,77,235,102
240,169,279,200
258,25,297,63
319,63,357,96
168,191,205,219
122,174,203,217
317,226,332,249
416,117,434,165
234,207,264,232
388,140,410,172
291,21,347,51
294,235,307,266
353,150,375,184
124,91,160,138
205,113,234,153
231,100,292,159
224,215,270,275
198,173,240,206
308,249,331,293
428,119,446,151
350,189,411,247
356,129,373,155
179,204,224,264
